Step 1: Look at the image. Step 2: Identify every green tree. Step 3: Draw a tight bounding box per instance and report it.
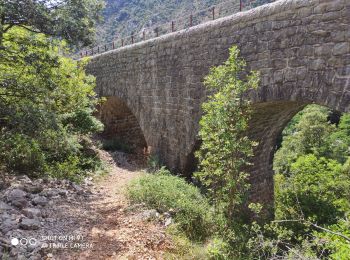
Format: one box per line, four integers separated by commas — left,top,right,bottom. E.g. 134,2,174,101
274,105,334,175
0,0,104,47
0,27,103,180
326,114,350,163
275,154,350,227
195,46,259,225
270,105,350,258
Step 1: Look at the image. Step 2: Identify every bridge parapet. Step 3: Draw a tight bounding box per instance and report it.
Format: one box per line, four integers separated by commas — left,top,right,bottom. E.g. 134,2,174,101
80,0,277,58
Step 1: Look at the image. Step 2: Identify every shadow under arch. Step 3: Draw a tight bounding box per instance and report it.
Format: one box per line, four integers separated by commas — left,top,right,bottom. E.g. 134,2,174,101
97,96,148,153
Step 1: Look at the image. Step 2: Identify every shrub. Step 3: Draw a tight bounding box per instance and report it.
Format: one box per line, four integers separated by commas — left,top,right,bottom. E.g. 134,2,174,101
195,45,259,224
0,133,46,176
314,214,350,259
165,225,208,260
147,154,162,172
206,237,230,260
0,28,104,180
102,137,132,153
275,154,350,235
46,155,83,182
127,167,213,241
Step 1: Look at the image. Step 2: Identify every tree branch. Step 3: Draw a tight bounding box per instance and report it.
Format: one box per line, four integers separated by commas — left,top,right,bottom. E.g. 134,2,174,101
272,219,350,242
17,24,43,34
3,24,14,33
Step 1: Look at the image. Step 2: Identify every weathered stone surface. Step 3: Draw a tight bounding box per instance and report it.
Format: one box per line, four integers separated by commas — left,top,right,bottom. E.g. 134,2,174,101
19,218,40,230
0,218,18,234
22,208,41,219
31,196,48,207
5,189,28,209
86,0,350,207
139,209,159,221
23,185,43,194
0,201,12,211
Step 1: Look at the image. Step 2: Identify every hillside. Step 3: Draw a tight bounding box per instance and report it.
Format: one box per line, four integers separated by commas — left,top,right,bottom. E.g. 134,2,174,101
96,0,273,45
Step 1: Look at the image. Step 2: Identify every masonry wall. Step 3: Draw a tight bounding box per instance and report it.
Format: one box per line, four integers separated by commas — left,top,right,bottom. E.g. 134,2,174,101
86,0,350,206
97,97,147,150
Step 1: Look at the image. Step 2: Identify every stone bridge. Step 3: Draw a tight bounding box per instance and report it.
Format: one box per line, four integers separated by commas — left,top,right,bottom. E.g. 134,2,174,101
86,0,350,206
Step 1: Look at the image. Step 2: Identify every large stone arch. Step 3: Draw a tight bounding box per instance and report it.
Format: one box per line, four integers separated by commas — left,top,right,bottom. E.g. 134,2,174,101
97,96,148,152
87,0,350,206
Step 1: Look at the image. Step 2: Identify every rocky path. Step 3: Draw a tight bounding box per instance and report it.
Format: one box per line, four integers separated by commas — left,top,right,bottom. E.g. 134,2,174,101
0,150,172,260
59,150,172,260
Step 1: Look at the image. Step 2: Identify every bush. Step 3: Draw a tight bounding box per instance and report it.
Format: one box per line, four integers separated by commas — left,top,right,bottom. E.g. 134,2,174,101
102,137,132,153
275,154,350,237
0,28,104,180
127,167,213,241
314,214,350,259
206,238,230,260
0,133,46,176
147,154,162,172
165,225,208,260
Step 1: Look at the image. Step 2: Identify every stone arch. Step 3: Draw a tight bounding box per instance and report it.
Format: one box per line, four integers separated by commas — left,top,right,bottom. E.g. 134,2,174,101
247,101,307,211
183,96,349,214
97,96,148,152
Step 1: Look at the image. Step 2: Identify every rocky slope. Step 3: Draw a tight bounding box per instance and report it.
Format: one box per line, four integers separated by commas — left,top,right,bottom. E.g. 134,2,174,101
0,151,172,260
96,0,273,44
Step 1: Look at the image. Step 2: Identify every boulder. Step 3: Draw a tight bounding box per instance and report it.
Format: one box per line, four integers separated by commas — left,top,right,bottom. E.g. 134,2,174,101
23,185,43,194
0,201,13,211
140,209,159,221
31,196,48,207
19,218,40,230
5,189,28,209
22,208,41,219
0,218,18,233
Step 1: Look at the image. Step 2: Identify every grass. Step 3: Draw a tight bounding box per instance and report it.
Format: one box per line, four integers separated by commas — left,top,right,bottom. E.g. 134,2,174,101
126,167,213,241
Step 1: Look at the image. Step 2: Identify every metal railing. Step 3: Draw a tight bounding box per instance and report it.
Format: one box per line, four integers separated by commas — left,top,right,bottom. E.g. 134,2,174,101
80,0,275,58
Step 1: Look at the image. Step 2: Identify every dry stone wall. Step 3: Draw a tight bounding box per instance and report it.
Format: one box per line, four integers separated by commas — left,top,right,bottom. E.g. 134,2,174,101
86,0,350,205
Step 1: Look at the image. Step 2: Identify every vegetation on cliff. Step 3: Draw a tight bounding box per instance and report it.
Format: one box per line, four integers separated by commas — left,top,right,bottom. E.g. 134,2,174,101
96,0,274,44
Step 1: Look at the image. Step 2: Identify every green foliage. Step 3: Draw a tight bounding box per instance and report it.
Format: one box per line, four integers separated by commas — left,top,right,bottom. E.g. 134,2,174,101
165,225,209,260
0,133,46,175
274,105,335,175
327,114,350,163
275,154,350,231
102,137,132,153
271,104,350,258
314,214,350,259
146,154,162,172
62,109,104,135
0,0,104,47
195,46,259,224
206,237,230,260
0,27,104,181
127,167,213,241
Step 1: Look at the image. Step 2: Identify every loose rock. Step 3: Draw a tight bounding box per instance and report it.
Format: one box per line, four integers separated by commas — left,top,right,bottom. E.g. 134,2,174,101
5,189,28,209
19,218,40,230
31,196,48,207
22,208,41,219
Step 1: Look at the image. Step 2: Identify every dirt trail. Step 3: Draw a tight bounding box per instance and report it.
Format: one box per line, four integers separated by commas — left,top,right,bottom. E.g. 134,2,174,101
54,150,172,260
